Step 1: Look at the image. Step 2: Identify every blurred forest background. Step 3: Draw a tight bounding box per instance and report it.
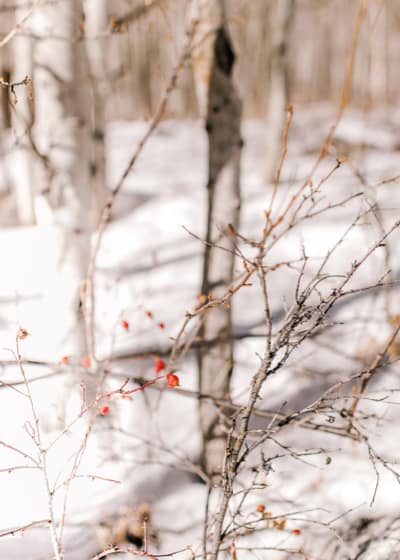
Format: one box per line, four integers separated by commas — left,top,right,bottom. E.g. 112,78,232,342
0,0,398,125
0,0,398,230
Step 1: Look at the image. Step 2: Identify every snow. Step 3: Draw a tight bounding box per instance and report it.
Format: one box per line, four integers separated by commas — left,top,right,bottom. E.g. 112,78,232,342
0,106,400,558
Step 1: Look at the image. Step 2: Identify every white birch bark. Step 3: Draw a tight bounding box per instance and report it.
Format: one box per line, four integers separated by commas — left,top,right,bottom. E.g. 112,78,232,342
11,0,35,225
264,0,295,183
191,0,223,117
31,0,94,369
84,0,108,214
192,0,242,478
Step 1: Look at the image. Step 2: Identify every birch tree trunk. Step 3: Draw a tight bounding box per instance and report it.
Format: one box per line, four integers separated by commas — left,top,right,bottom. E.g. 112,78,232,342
264,0,295,183
192,0,242,478
31,0,95,372
84,0,109,214
11,0,35,225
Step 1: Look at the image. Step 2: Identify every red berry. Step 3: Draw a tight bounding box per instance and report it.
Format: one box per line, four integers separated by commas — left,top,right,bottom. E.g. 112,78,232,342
166,373,179,387
16,327,29,340
154,358,166,374
60,355,69,365
81,356,90,368
145,310,153,318
256,504,265,513
100,405,110,416
121,319,129,331
158,322,165,330
292,529,301,536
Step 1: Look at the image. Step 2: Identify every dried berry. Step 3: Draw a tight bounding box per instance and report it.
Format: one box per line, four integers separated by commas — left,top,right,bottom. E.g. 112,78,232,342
154,358,166,374
166,373,179,387
81,356,90,368
16,327,29,340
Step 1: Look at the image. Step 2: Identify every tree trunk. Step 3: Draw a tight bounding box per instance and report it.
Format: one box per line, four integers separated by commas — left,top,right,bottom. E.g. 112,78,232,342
84,0,109,215
192,0,242,478
264,0,294,183
31,0,95,377
11,0,36,225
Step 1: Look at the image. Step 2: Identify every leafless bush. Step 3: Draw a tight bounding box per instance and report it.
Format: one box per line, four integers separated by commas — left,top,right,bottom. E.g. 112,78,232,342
1,2,400,560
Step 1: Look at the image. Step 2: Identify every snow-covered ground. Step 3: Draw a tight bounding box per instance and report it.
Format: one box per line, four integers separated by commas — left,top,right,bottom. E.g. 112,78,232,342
1,105,400,559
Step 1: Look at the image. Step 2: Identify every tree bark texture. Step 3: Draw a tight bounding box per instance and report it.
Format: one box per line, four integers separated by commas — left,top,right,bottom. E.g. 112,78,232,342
84,0,109,215
264,0,294,183
30,0,94,370
11,0,36,225
193,2,242,478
